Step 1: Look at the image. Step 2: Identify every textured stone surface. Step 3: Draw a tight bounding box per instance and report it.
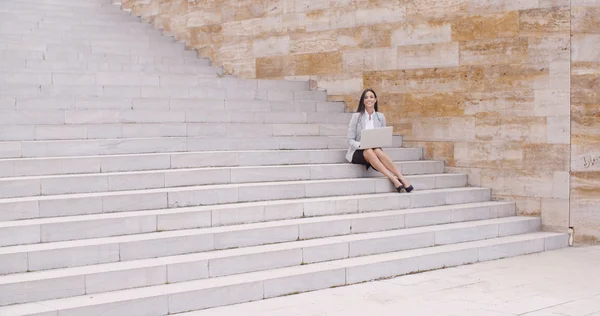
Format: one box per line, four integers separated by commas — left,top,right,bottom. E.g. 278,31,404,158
570,4,600,243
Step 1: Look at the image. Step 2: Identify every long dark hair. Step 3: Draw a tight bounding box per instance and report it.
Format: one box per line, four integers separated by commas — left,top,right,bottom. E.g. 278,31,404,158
356,88,378,113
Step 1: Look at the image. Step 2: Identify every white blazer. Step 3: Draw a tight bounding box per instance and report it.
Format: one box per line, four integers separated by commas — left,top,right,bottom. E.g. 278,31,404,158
345,111,386,162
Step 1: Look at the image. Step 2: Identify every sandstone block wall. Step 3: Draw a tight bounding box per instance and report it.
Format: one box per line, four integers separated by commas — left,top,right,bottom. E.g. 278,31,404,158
122,0,599,243
570,1,600,243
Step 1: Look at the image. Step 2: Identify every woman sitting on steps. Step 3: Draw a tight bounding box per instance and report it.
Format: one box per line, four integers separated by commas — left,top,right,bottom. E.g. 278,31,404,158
345,88,414,193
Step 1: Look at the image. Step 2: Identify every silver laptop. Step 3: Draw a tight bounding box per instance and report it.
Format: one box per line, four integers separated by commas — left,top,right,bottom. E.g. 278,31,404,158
360,126,393,149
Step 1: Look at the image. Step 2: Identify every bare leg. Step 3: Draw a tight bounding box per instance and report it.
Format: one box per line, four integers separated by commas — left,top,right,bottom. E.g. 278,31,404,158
374,148,412,187
363,149,402,188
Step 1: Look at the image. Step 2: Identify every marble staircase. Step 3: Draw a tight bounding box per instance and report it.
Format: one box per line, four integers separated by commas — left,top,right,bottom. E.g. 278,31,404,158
0,0,569,315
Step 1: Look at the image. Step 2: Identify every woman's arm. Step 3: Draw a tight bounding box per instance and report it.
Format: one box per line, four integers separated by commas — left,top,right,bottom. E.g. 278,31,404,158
347,113,360,149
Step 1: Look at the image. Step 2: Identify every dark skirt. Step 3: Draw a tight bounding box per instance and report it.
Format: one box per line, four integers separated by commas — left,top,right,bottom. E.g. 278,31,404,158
351,149,381,171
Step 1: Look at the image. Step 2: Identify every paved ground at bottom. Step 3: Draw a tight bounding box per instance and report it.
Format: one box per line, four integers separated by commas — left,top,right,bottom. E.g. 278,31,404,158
187,245,600,316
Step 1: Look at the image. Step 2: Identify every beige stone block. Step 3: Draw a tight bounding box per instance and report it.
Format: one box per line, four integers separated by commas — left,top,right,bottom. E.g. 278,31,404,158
527,35,570,63
452,11,520,41
356,7,406,26
549,61,570,90
467,0,510,14
288,0,330,13
523,144,570,172
505,0,542,11
455,142,523,169
534,90,570,116
304,10,330,32
403,140,455,166
481,169,554,199
502,117,547,143
540,0,570,7
331,0,354,7
397,42,459,70
222,58,257,79
187,9,222,27
571,62,600,91
315,75,363,95
355,24,393,48
344,48,398,72
253,36,290,57
572,6,600,34
408,0,468,19
342,50,366,72
519,6,571,35
570,198,600,243
256,55,294,78
290,31,338,54
217,41,254,61
553,171,570,199
222,19,262,38
572,0,600,5
460,37,528,66
445,166,482,186
571,88,599,117
483,64,550,91
546,115,570,144
391,22,452,46
460,66,486,92
282,13,306,31
572,34,600,62
294,52,343,75
364,48,399,71
572,115,600,146
364,68,462,93
473,114,501,142
474,116,547,143
337,34,360,47
571,144,600,172
464,91,535,116
541,198,570,231
571,171,600,199
262,15,284,33
411,117,475,142
329,9,356,29
402,92,466,117
495,195,542,216
190,25,222,47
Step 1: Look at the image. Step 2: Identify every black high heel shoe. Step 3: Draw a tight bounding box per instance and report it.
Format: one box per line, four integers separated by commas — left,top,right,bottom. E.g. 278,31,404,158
404,185,414,193
395,183,405,193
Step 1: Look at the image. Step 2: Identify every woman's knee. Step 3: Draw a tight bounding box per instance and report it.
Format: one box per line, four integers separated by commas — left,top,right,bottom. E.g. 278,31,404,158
374,148,388,158
363,149,376,161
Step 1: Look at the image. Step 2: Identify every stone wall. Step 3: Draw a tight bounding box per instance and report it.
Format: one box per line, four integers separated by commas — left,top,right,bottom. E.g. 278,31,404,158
571,1,600,243
122,0,599,242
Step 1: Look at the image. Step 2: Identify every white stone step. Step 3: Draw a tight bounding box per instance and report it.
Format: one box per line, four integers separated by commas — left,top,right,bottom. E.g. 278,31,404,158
0,74,309,91
0,109,350,126
0,122,351,141
1,134,390,158
0,51,215,71
0,160,444,198
0,205,525,276
0,148,422,178
2,98,343,112
0,232,569,315
0,58,213,73
0,215,535,305
0,173,466,221
0,84,328,101
0,191,503,248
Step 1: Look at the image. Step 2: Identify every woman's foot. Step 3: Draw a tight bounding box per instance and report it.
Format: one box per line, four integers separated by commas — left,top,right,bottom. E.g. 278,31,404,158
395,176,414,193
392,178,404,193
